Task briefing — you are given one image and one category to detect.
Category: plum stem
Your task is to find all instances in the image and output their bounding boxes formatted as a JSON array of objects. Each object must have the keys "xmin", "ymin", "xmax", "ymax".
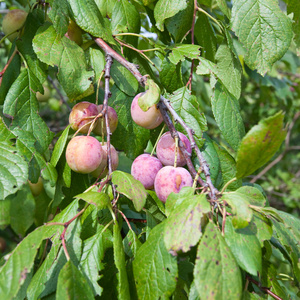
[
  {"xmin": 150, "ymin": 124, "xmax": 165, "ymax": 156},
  {"xmin": 174, "ymin": 136, "xmax": 179, "ymax": 168}
]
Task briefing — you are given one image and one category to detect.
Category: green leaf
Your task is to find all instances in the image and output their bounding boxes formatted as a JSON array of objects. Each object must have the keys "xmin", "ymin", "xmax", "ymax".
[
  {"xmin": 133, "ymin": 222, "xmax": 178, "ymax": 299},
  {"xmin": 95, "ymin": 0, "xmax": 118, "ymax": 18},
  {"xmin": 168, "ymin": 44, "xmax": 201, "ymax": 65},
  {"xmin": 80, "ymin": 225, "xmax": 113, "ymax": 296},
  {"xmin": 111, "ymin": 60, "xmax": 139, "ymax": 97},
  {"xmin": 138, "ymin": 79, "xmax": 161, "ymax": 111},
  {"xmin": 225, "ymin": 217, "xmax": 262, "ymax": 276},
  {"xmin": 160, "ymin": 58, "xmax": 183, "ymax": 93},
  {"xmin": 113, "ymin": 222, "xmax": 131, "ymax": 299},
  {"xmin": 154, "ymin": 0, "xmax": 187, "ymax": 31},
  {"xmin": 75, "ymin": 191, "xmax": 111, "ymax": 210},
  {"xmin": 144, "ymin": 191, "xmax": 166, "ymax": 223},
  {"xmin": 277, "ymin": 210, "xmax": 300, "ymax": 243},
  {"xmin": 165, "ymin": 0, "xmax": 194, "ymax": 42},
  {"xmin": 164, "ymin": 194, "xmax": 210, "ymax": 253},
  {"xmin": 215, "ymin": 44, "xmax": 242, "ymax": 100},
  {"xmin": 212, "ymin": 81, "xmax": 245, "ymax": 152},
  {"xmin": 89, "ymin": 47, "xmax": 105, "ymax": 83},
  {"xmin": 235, "ymin": 186, "xmax": 267, "ymax": 206},
  {"xmin": 231, "ymin": 0, "xmax": 293, "ymax": 75},
  {"xmin": 123, "ymin": 230, "xmax": 142, "ymax": 258},
  {"xmin": 221, "ymin": 192, "xmax": 253, "ymax": 229},
  {"xmin": 216, "ymin": 0, "xmax": 230, "ymax": 18},
  {"xmin": 50, "ymin": 125, "xmax": 71, "ymax": 167},
  {"xmin": 110, "ymin": 86, "xmax": 150, "ymax": 159},
  {"xmin": 193, "ymin": 222, "xmax": 242, "ymax": 300},
  {"xmin": 67, "ymin": 0, "xmax": 115, "ymax": 44},
  {"xmin": 0, "ymin": 141, "xmax": 28, "ymax": 200},
  {"xmin": 56, "ymin": 260, "xmax": 94, "ymax": 300},
  {"xmin": 169, "ymin": 87, "xmax": 207, "ymax": 148},
  {"xmin": 33, "ymin": 23, "xmax": 94, "ymax": 101},
  {"xmin": 3, "ymin": 69, "xmax": 53, "ymax": 153},
  {"xmin": 48, "ymin": 0, "xmax": 70, "ymax": 36},
  {"xmin": 236, "ymin": 111, "xmax": 286, "ymax": 179},
  {"xmin": 112, "ymin": 171, "xmax": 147, "ymax": 212},
  {"xmin": 286, "ymin": 0, "xmax": 300, "ymax": 55}
]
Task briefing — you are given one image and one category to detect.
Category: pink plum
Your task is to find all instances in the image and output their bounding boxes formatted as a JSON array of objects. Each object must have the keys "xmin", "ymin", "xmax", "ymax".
[
  {"xmin": 154, "ymin": 166, "xmax": 193, "ymax": 203},
  {"xmin": 131, "ymin": 153, "xmax": 163, "ymax": 189},
  {"xmin": 66, "ymin": 136, "xmax": 103, "ymax": 174},
  {"xmin": 130, "ymin": 92, "xmax": 163, "ymax": 129},
  {"xmin": 156, "ymin": 131, "xmax": 192, "ymax": 167},
  {"xmin": 93, "ymin": 105, "xmax": 118, "ymax": 136}
]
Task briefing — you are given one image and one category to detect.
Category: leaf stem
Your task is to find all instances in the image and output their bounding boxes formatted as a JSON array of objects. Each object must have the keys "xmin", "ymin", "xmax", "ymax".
[
  {"xmin": 196, "ymin": 6, "xmax": 223, "ymax": 32},
  {"xmin": 220, "ymin": 177, "xmax": 237, "ymax": 194}
]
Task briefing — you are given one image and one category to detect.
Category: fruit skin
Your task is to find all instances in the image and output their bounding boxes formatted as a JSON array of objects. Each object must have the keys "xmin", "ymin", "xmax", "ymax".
[
  {"xmin": 36, "ymin": 86, "xmax": 51, "ymax": 102},
  {"xmin": 28, "ymin": 177, "xmax": 44, "ymax": 197},
  {"xmin": 66, "ymin": 136, "xmax": 103, "ymax": 174},
  {"xmin": 131, "ymin": 153, "xmax": 163, "ymax": 189},
  {"xmin": 156, "ymin": 131, "xmax": 192, "ymax": 167},
  {"xmin": 91, "ymin": 143, "xmax": 119, "ymax": 178},
  {"xmin": 93, "ymin": 105, "xmax": 118, "ymax": 136},
  {"xmin": 69, "ymin": 102, "xmax": 98, "ymax": 134},
  {"xmin": 130, "ymin": 92, "xmax": 163, "ymax": 129},
  {"xmin": 65, "ymin": 20, "xmax": 83, "ymax": 46},
  {"xmin": 2, "ymin": 9, "xmax": 28, "ymax": 42},
  {"xmin": 154, "ymin": 166, "xmax": 193, "ymax": 203}
]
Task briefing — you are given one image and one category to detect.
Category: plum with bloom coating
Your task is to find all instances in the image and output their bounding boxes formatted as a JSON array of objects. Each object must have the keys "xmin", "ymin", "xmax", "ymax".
[
  {"xmin": 131, "ymin": 154, "xmax": 163, "ymax": 189},
  {"xmin": 154, "ymin": 166, "xmax": 193, "ymax": 202},
  {"xmin": 93, "ymin": 105, "xmax": 118, "ymax": 136},
  {"xmin": 66, "ymin": 136, "xmax": 103, "ymax": 174},
  {"xmin": 130, "ymin": 93, "xmax": 163, "ymax": 129}
]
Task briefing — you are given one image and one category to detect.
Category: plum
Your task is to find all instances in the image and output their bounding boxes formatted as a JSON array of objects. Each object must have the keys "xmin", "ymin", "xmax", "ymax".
[
  {"xmin": 91, "ymin": 143, "xmax": 119, "ymax": 178},
  {"xmin": 93, "ymin": 105, "xmax": 118, "ymax": 136},
  {"xmin": 156, "ymin": 131, "xmax": 192, "ymax": 167},
  {"xmin": 28, "ymin": 177, "xmax": 44, "ymax": 197},
  {"xmin": 154, "ymin": 166, "xmax": 193, "ymax": 202},
  {"xmin": 65, "ymin": 20, "xmax": 83, "ymax": 45},
  {"xmin": 130, "ymin": 93, "xmax": 163, "ymax": 129},
  {"xmin": 36, "ymin": 86, "xmax": 51, "ymax": 102},
  {"xmin": 66, "ymin": 136, "xmax": 103, "ymax": 174},
  {"xmin": 131, "ymin": 153, "xmax": 163, "ymax": 189},
  {"xmin": 69, "ymin": 101, "xmax": 98, "ymax": 134}
]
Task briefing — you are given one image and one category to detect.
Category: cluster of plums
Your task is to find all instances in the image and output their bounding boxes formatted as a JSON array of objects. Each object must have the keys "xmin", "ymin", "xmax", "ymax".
[
  {"xmin": 66, "ymin": 102, "xmax": 119, "ymax": 179},
  {"xmin": 130, "ymin": 93, "xmax": 194, "ymax": 203}
]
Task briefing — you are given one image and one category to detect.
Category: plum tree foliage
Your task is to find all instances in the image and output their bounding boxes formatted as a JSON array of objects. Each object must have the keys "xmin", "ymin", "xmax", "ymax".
[{"xmin": 0, "ymin": 1, "xmax": 299, "ymax": 299}]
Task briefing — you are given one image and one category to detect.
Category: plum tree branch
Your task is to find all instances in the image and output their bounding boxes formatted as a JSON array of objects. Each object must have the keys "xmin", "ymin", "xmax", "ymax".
[{"xmin": 94, "ymin": 37, "xmax": 219, "ymax": 202}]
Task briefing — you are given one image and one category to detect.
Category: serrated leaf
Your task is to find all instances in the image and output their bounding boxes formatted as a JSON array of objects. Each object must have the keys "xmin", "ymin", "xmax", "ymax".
[
  {"xmin": 277, "ymin": 210, "xmax": 300, "ymax": 243},
  {"xmin": 196, "ymin": 57, "xmax": 217, "ymax": 75},
  {"xmin": 160, "ymin": 58, "xmax": 183, "ymax": 93},
  {"xmin": 0, "ymin": 141, "xmax": 28, "ymax": 200},
  {"xmin": 169, "ymin": 87, "xmax": 207, "ymax": 148},
  {"xmin": 216, "ymin": 0, "xmax": 230, "ymax": 18},
  {"xmin": 215, "ymin": 44, "xmax": 242, "ymax": 100},
  {"xmin": 144, "ymin": 191, "xmax": 166, "ymax": 223},
  {"xmin": 113, "ymin": 222, "xmax": 130, "ymax": 299},
  {"xmin": 110, "ymin": 86, "xmax": 150, "ymax": 159},
  {"xmin": 235, "ymin": 186, "xmax": 267, "ymax": 206},
  {"xmin": 236, "ymin": 111, "xmax": 286, "ymax": 179},
  {"xmin": 193, "ymin": 222, "xmax": 242, "ymax": 300},
  {"xmin": 231, "ymin": 0, "xmax": 293, "ymax": 75},
  {"xmin": 56, "ymin": 260, "xmax": 94, "ymax": 300},
  {"xmin": 154, "ymin": 0, "xmax": 187, "ymax": 31},
  {"xmin": 225, "ymin": 217, "xmax": 262, "ymax": 276},
  {"xmin": 95, "ymin": 0, "xmax": 118, "ymax": 18},
  {"xmin": 212, "ymin": 81, "xmax": 245, "ymax": 152},
  {"xmin": 168, "ymin": 44, "xmax": 201, "ymax": 65},
  {"xmin": 287, "ymin": 0, "xmax": 300, "ymax": 54},
  {"xmin": 33, "ymin": 23, "xmax": 94, "ymax": 101},
  {"xmin": 133, "ymin": 222, "xmax": 178, "ymax": 299},
  {"xmin": 123, "ymin": 230, "xmax": 142, "ymax": 258},
  {"xmin": 89, "ymin": 47, "xmax": 105, "ymax": 83},
  {"xmin": 165, "ymin": 0, "xmax": 194, "ymax": 42},
  {"xmin": 48, "ymin": 0, "xmax": 70, "ymax": 36},
  {"xmin": 50, "ymin": 125, "xmax": 71, "ymax": 167},
  {"xmin": 3, "ymin": 69, "xmax": 53, "ymax": 153},
  {"xmin": 138, "ymin": 79, "xmax": 161, "ymax": 111},
  {"xmin": 221, "ymin": 192, "xmax": 253, "ymax": 228},
  {"xmin": 67, "ymin": 0, "xmax": 115, "ymax": 44},
  {"xmin": 75, "ymin": 191, "xmax": 111, "ymax": 210},
  {"xmin": 164, "ymin": 194, "xmax": 210, "ymax": 253},
  {"xmin": 112, "ymin": 171, "xmax": 147, "ymax": 212},
  {"xmin": 110, "ymin": 61, "xmax": 139, "ymax": 97},
  {"xmin": 80, "ymin": 225, "xmax": 113, "ymax": 296}
]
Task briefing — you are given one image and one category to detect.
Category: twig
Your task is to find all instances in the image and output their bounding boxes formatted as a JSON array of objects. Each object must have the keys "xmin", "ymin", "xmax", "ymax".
[
  {"xmin": 118, "ymin": 210, "xmax": 133, "ymax": 231},
  {"xmin": 246, "ymin": 275, "xmax": 284, "ymax": 300},
  {"xmin": 0, "ymin": 48, "xmax": 18, "ymax": 87}
]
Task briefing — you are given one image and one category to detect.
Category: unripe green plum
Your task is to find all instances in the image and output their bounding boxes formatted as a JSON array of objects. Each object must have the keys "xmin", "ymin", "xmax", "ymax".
[
  {"xmin": 2, "ymin": 9, "xmax": 28, "ymax": 42},
  {"xmin": 36, "ymin": 86, "xmax": 51, "ymax": 102},
  {"xmin": 69, "ymin": 101, "xmax": 98, "ymax": 134},
  {"xmin": 131, "ymin": 153, "xmax": 163, "ymax": 189},
  {"xmin": 93, "ymin": 105, "xmax": 118, "ymax": 136},
  {"xmin": 156, "ymin": 131, "xmax": 192, "ymax": 167},
  {"xmin": 91, "ymin": 143, "xmax": 119, "ymax": 178},
  {"xmin": 28, "ymin": 177, "xmax": 44, "ymax": 197},
  {"xmin": 66, "ymin": 136, "xmax": 103, "ymax": 174},
  {"xmin": 154, "ymin": 166, "xmax": 193, "ymax": 202},
  {"xmin": 65, "ymin": 20, "xmax": 83, "ymax": 46},
  {"xmin": 130, "ymin": 92, "xmax": 163, "ymax": 129}
]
